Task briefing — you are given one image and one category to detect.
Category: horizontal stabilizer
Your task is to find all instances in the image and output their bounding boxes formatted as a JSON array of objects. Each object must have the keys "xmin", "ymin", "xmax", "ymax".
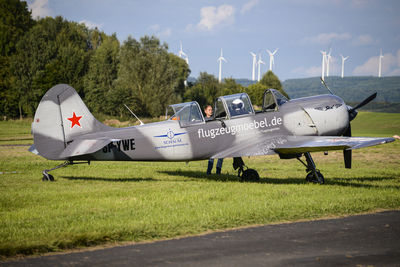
[
  {"xmin": 59, "ymin": 139, "xmax": 114, "ymax": 159},
  {"xmin": 28, "ymin": 144, "xmax": 40, "ymax": 155}
]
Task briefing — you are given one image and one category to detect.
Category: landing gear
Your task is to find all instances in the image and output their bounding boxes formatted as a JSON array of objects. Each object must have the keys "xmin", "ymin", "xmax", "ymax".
[
  {"xmin": 305, "ymin": 170, "xmax": 324, "ymax": 184},
  {"xmin": 233, "ymin": 157, "xmax": 260, "ymax": 182},
  {"xmin": 42, "ymin": 161, "xmax": 90, "ymax": 182},
  {"xmin": 297, "ymin": 152, "xmax": 325, "ymax": 184}
]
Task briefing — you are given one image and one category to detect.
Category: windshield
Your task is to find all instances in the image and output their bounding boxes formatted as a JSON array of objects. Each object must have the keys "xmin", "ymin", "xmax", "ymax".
[
  {"xmin": 221, "ymin": 93, "xmax": 254, "ymax": 118},
  {"xmin": 273, "ymin": 90, "xmax": 289, "ymax": 106},
  {"xmin": 166, "ymin": 101, "xmax": 205, "ymax": 127},
  {"xmin": 263, "ymin": 89, "xmax": 288, "ymax": 111}
]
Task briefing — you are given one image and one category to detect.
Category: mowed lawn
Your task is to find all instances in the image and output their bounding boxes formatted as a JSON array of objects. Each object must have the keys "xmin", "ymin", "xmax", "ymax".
[{"xmin": 0, "ymin": 112, "xmax": 399, "ymax": 258}]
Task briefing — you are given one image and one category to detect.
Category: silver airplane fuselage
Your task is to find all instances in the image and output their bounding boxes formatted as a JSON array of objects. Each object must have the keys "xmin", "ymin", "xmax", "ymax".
[{"xmin": 73, "ymin": 94, "xmax": 348, "ymax": 162}]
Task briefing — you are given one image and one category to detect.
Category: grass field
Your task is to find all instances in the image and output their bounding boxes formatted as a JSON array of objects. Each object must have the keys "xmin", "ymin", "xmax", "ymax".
[{"xmin": 0, "ymin": 112, "xmax": 399, "ymax": 258}]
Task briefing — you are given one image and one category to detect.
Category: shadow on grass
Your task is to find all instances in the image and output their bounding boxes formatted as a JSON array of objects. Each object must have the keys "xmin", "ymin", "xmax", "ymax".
[
  {"xmin": 328, "ymin": 176, "xmax": 400, "ymax": 189},
  {"xmin": 159, "ymin": 170, "xmax": 241, "ymax": 182},
  {"xmin": 159, "ymin": 170, "xmax": 399, "ymax": 189},
  {"xmin": 61, "ymin": 176, "xmax": 158, "ymax": 182}
]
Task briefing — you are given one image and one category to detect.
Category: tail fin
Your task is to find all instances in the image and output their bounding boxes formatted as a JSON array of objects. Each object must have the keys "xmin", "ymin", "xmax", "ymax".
[{"xmin": 31, "ymin": 84, "xmax": 111, "ymax": 160}]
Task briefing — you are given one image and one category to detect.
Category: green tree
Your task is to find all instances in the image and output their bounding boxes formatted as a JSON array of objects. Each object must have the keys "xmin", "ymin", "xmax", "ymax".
[
  {"xmin": 246, "ymin": 83, "xmax": 268, "ymax": 106},
  {"xmin": 10, "ymin": 16, "xmax": 92, "ymax": 117},
  {"xmin": 259, "ymin": 70, "xmax": 289, "ymax": 98},
  {"xmin": 114, "ymin": 36, "xmax": 187, "ymax": 117},
  {"xmin": 84, "ymin": 33, "xmax": 120, "ymax": 115},
  {"xmin": 0, "ymin": 0, "xmax": 35, "ymax": 118},
  {"xmin": 184, "ymin": 72, "xmax": 221, "ymax": 108},
  {"xmin": 221, "ymin": 78, "xmax": 244, "ymax": 96},
  {"xmin": 169, "ymin": 53, "xmax": 190, "ymax": 100}
]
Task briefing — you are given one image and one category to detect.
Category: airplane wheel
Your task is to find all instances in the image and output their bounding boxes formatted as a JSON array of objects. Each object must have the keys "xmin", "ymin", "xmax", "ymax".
[
  {"xmin": 241, "ymin": 169, "xmax": 260, "ymax": 182},
  {"xmin": 306, "ymin": 171, "xmax": 324, "ymax": 184},
  {"xmin": 42, "ymin": 174, "xmax": 54, "ymax": 181}
]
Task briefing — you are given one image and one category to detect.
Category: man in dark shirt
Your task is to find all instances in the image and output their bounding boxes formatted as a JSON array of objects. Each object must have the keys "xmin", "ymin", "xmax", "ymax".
[{"xmin": 204, "ymin": 105, "xmax": 223, "ymax": 174}]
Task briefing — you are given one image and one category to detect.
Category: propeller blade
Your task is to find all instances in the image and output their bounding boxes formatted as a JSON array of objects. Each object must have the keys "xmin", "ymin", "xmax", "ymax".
[
  {"xmin": 348, "ymin": 92, "xmax": 377, "ymax": 113},
  {"xmin": 343, "ymin": 124, "xmax": 351, "ymax": 169}
]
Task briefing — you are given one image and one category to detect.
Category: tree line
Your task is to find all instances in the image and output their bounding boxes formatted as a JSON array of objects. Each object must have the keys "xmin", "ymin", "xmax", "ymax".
[{"xmin": 1, "ymin": 0, "xmax": 287, "ymax": 120}]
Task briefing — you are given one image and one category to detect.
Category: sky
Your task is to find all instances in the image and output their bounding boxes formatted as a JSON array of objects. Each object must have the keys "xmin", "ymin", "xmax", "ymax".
[{"xmin": 27, "ymin": 0, "xmax": 400, "ymax": 81}]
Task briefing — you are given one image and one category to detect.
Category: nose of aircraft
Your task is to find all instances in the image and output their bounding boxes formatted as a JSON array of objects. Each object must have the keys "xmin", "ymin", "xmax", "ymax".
[{"xmin": 300, "ymin": 95, "xmax": 349, "ymax": 136}]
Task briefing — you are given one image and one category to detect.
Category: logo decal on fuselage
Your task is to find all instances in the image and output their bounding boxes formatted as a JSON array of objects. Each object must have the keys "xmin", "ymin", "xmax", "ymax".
[
  {"xmin": 197, "ymin": 116, "xmax": 283, "ymax": 139},
  {"xmin": 67, "ymin": 112, "xmax": 83, "ymax": 128},
  {"xmin": 154, "ymin": 129, "xmax": 188, "ymax": 149},
  {"xmin": 102, "ymin": 139, "xmax": 135, "ymax": 153},
  {"xmin": 314, "ymin": 103, "xmax": 342, "ymax": 111}
]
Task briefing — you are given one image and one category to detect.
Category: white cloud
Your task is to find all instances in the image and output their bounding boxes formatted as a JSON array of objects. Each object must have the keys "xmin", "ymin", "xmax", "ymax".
[
  {"xmin": 79, "ymin": 20, "xmax": 103, "ymax": 30},
  {"xmin": 28, "ymin": 0, "xmax": 51, "ymax": 19},
  {"xmin": 292, "ymin": 56, "xmax": 341, "ymax": 77},
  {"xmin": 351, "ymin": 34, "xmax": 377, "ymax": 46},
  {"xmin": 148, "ymin": 24, "xmax": 172, "ymax": 37},
  {"xmin": 148, "ymin": 24, "xmax": 160, "ymax": 32},
  {"xmin": 160, "ymin": 28, "xmax": 172, "ymax": 37},
  {"xmin": 292, "ymin": 65, "xmax": 321, "ymax": 77},
  {"xmin": 353, "ymin": 50, "xmax": 400, "ymax": 76},
  {"xmin": 351, "ymin": 0, "xmax": 375, "ymax": 7},
  {"xmin": 241, "ymin": 0, "xmax": 259, "ymax": 14},
  {"xmin": 301, "ymin": 32, "xmax": 352, "ymax": 45},
  {"xmin": 197, "ymin": 4, "xmax": 235, "ymax": 31}
]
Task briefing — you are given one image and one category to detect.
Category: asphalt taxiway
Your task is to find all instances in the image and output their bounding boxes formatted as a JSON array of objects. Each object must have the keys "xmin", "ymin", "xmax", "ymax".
[{"xmin": 3, "ymin": 210, "xmax": 400, "ymax": 266}]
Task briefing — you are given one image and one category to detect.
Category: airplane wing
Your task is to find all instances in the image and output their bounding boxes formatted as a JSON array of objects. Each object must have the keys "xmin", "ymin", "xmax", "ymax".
[{"xmin": 210, "ymin": 135, "xmax": 395, "ymax": 159}]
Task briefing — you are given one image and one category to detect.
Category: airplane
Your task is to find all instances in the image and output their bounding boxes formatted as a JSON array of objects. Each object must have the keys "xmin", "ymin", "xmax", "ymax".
[{"xmin": 29, "ymin": 83, "xmax": 395, "ymax": 184}]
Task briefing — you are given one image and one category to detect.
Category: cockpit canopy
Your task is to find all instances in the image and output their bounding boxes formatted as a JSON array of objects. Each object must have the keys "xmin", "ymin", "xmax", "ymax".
[
  {"xmin": 165, "ymin": 91, "xmax": 285, "ymax": 127},
  {"xmin": 166, "ymin": 101, "xmax": 205, "ymax": 127},
  {"xmin": 214, "ymin": 93, "xmax": 254, "ymax": 119},
  {"xmin": 262, "ymin": 89, "xmax": 289, "ymax": 111}
]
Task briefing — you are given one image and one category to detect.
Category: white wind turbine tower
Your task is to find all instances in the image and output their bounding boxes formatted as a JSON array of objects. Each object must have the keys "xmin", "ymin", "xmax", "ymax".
[
  {"xmin": 326, "ymin": 49, "xmax": 332, "ymax": 77},
  {"xmin": 340, "ymin": 54, "xmax": 349, "ymax": 78},
  {"xmin": 178, "ymin": 41, "xmax": 189, "ymax": 85},
  {"xmin": 266, "ymin": 48, "xmax": 278, "ymax": 71},
  {"xmin": 217, "ymin": 48, "xmax": 227, "ymax": 83},
  {"xmin": 378, "ymin": 49, "xmax": 384, "ymax": 78},
  {"xmin": 250, "ymin": 52, "xmax": 257, "ymax": 81},
  {"xmin": 178, "ymin": 41, "xmax": 188, "ymax": 63},
  {"xmin": 257, "ymin": 53, "xmax": 265, "ymax": 82},
  {"xmin": 320, "ymin": 50, "xmax": 327, "ymax": 81}
]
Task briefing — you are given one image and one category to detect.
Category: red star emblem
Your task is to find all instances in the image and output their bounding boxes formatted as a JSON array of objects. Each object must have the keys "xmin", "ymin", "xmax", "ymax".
[{"xmin": 67, "ymin": 112, "xmax": 83, "ymax": 128}]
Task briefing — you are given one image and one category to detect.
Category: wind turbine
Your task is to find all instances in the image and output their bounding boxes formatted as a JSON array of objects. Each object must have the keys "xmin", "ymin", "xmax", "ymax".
[
  {"xmin": 266, "ymin": 48, "xmax": 278, "ymax": 71},
  {"xmin": 378, "ymin": 49, "xmax": 384, "ymax": 78},
  {"xmin": 326, "ymin": 48, "xmax": 332, "ymax": 77},
  {"xmin": 178, "ymin": 41, "xmax": 189, "ymax": 86},
  {"xmin": 320, "ymin": 50, "xmax": 327, "ymax": 81},
  {"xmin": 257, "ymin": 53, "xmax": 265, "ymax": 82},
  {"xmin": 250, "ymin": 52, "xmax": 257, "ymax": 81},
  {"xmin": 217, "ymin": 48, "xmax": 227, "ymax": 83},
  {"xmin": 178, "ymin": 41, "xmax": 189, "ymax": 65},
  {"xmin": 340, "ymin": 54, "xmax": 349, "ymax": 78}
]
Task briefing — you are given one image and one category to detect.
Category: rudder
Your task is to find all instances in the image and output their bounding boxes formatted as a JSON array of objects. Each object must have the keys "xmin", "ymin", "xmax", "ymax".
[{"xmin": 31, "ymin": 84, "xmax": 110, "ymax": 160}]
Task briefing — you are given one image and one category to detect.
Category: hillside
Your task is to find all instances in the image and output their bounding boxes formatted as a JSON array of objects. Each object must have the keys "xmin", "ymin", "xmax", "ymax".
[{"xmin": 282, "ymin": 76, "xmax": 400, "ymax": 103}]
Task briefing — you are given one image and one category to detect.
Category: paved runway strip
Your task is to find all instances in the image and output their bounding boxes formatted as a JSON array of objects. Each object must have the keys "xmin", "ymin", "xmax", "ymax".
[{"xmin": 3, "ymin": 210, "xmax": 400, "ymax": 266}]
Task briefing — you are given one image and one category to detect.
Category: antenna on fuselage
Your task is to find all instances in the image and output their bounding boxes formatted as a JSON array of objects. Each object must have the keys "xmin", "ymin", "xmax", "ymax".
[
  {"xmin": 123, "ymin": 104, "xmax": 144, "ymax": 125},
  {"xmin": 320, "ymin": 77, "xmax": 334, "ymax": 95}
]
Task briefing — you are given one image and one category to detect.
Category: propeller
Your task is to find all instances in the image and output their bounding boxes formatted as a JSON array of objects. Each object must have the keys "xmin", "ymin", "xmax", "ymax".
[
  {"xmin": 347, "ymin": 92, "xmax": 377, "ymax": 121},
  {"xmin": 343, "ymin": 92, "xmax": 377, "ymax": 168}
]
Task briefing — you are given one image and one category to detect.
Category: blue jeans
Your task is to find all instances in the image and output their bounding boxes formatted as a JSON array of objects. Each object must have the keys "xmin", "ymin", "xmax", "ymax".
[{"xmin": 207, "ymin": 158, "xmax": 223, "ymax": 174}]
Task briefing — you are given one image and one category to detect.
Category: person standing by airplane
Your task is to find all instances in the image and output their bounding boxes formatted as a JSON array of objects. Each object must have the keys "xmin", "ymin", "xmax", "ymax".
[{"xmin": 204, "ymin": 105, "xmax": 224, "ymax": 174}]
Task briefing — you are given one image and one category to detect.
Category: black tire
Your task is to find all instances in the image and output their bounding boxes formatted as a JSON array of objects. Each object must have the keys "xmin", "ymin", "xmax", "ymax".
[
  {"xmin": 306, "ymin": 171, "xmax": 324, "ymax": 184},
  {"xmin": 42, "ymin": 174, "xmax": 54, "ymax": 181},
  {"xmin": 241, "ymin": 169, "xmax": 260, "ymax": 182}
]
